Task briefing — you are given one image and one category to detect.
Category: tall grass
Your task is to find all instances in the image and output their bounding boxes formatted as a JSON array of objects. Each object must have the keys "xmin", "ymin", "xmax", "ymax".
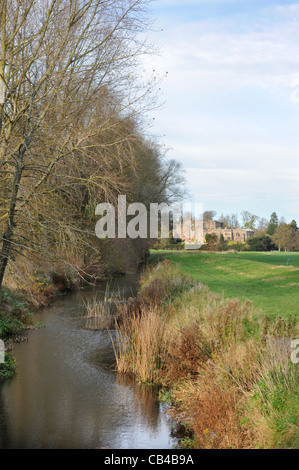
[
  {"xmin": 113, "ymin": 307, "xmax": 168, "ymax": 384},
  {"xmin": 247, "ymin": 337, "xmax": 299, "ymax": 449},
  {"xmin": 112, "ymin": 261, "xmax": 299, "ymax": 449},
  {"xmin": 83, "ymin": 282, "xmax": 126, "ymax": 330}
]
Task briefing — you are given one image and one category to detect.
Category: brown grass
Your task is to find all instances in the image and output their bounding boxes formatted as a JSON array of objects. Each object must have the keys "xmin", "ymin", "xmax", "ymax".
[
  {"xmin": 83, "ymin": 291, "xmax": 131, "ymax": 330},
  {"xmin": 111, "ymin": 262, "xmax": 299, "ymax": 449},
  {"xmin": 171, "ymin": 370, "xmax": 249, "ymax": 449},
  {"xmin": 112, "ymin": 307, "xmax": 168, "ymax": 384}
]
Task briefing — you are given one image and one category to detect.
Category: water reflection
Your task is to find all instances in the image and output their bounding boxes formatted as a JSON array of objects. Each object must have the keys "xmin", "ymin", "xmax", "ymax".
[{"xmin": 0, "ymin": 275, "xmax": 176, "ymax": 449}]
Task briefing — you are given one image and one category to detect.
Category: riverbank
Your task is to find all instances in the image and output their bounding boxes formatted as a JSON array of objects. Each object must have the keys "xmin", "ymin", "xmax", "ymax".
[
  {"xmin": 112, "ymin": 259, "xmax": 299, "ymax": 449},
  {"xmin": 0, "ymin": 285, "xmax": 47, "ymax": 380}
]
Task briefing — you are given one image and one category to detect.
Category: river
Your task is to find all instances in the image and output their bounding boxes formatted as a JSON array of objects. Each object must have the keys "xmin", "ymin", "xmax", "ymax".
[{"xmin": 0, "ymin": 274, "xmax": 177, "ymax": 449}]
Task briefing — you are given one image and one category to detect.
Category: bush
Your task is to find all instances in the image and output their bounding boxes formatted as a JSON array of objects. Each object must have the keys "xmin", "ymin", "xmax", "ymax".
[
  {"xmin": 139, "ymin": 261, "xmax": 196, "ymax": 307},
  {"xmin": 152, "ymin": 238, "xmax": 185, "ymax": 251},
  {"xmin": 0, "ymin": 315, "xmax": 25, "ymax": 339},
  {"xmin": 0, "ymin": 352, "xmax": 17, "ymax": 381},
  {"xmin": 0, "ymin": 287, "xmax": 33, "ymax": 340},
  {"xmin": 247, "ymin": 235, "xmax": 277, "ymax": 252},
  {"xmin": 226, "ymin": 241, "xmax": 248, "ymax": 251},
  {"xmin": 0, "ymin": 287, "xmax": 33, "ymax": 381}
]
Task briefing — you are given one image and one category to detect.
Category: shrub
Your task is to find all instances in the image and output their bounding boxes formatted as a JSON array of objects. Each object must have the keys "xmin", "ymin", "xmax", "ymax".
[
  {"xmin": 0, "ymin": 287, "xmax": 33, "ymax": 340},
  {"xmin": 138, "ymin": 261, "xmax": 196, "ymax": 307},
  {"xmin": 0, "ymin": 352, "xmax": 17, "ymax": 381}
]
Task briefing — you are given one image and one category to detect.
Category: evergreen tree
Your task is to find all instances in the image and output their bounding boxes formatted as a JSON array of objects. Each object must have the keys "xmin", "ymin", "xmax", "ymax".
[{"xmin": 266, "ymin": 212, "xmax": 278, "ymax": 235}]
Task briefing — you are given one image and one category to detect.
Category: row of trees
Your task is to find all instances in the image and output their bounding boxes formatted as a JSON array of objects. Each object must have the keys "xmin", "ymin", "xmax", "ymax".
[
  {"xmin": 207, "ymin": 210, "xmax": 266, "ymax": 231},
  {"xmin": 0, "ymin": 0, "xmax": 185, "ymax": 290},
  {"xmin": 271, "ymin": 220, "xmax": 299, "ymax": 252}
]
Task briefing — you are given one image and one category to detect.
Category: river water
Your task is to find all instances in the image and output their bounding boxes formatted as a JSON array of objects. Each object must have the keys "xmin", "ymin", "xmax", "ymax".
[{"xmin": 0, "ymin": 275, "xmax": 177, "ymax": 449}]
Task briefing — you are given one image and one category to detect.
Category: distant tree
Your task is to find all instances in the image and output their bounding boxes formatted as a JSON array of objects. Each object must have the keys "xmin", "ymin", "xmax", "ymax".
[
  {"xmin": 205, "ymin": 233, "xmax": 217, "ymax": 251},
  {"xmin": 266, "ymin": 212, "xmax": 279, "ymax": 236},
  {"xmin": 272, "ymin": 223, "xmax": 288, "ymax": 251},
  {"xmin": 289, "ymin": 220, "xmax": 299, "ymax": 251},
  {"xmin": 217, "ymin": 233, "xmax": 227, "ymax": 251},
  {"xmin": 256, "ymin": 218, "xmax": 269, "ymax": 234},
  {"xmin": 218, "ymin": 213, "xmax": 239, "ymax": 229},
  {"xmin": 290, "ymin": 220, "xmax": 298, "ymax": 232},
  {"xmin": 247, "ymin": 235, "xmax": 276, "ymax": 252},
  {"xmin": 203, "ymin": 211, "xmax": 217, "ymax": 222},
  {"xmin": 230, "ymin": 213, "xmax": 240, "ymax": 229},
  {"xmin": 241, "ymin": 211, "xmax": 259, "ymax": 230},
  {"xmin": 272, "ymin": 221, "xmax": 299, "ymax": 251}
]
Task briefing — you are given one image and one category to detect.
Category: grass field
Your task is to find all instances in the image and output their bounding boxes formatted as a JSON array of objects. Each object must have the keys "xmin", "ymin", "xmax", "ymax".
[{"xmin": 150, "ymin": 251, "xmax": 299, "ymax": 317}]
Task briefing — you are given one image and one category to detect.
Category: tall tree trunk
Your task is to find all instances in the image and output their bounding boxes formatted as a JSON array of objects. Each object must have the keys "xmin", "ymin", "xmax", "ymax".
[{"xmin": 0, "ymin": 147, "xmax": 24, "ymax": 289}]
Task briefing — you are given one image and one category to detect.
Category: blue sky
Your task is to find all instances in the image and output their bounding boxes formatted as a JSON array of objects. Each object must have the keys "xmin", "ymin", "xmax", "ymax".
[{"xmin": 143, "ymin": 0, "xmax": 299, "ymax": 223}]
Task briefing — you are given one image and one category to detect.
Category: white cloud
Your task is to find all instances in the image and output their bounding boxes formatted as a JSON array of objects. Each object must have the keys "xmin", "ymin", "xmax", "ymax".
[
  {"xmin": 144, "ymin": 2, "xmax": 299, "ymax": 220},
  {"xmin": 276, "ymin": 3, "xmax": 299, "ymax": 16},
  {"xmin": 147, "ymin": 18, "xmax": 299, "ymax": 93}
]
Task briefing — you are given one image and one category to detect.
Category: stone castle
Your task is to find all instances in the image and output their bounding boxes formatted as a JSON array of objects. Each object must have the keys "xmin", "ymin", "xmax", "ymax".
[
  {"xmin": 203, "ymin": 220, "xmax": 254, "ymax": 243},
  {"xmin": 182, "ymin": 219, "xmax": 254, "ymax": 244}
]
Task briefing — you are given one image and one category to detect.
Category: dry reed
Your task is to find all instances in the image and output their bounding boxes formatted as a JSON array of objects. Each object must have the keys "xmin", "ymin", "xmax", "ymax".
[{"xmin": 110, "ymin": 261, "xmax": 299, "ymax": 449}]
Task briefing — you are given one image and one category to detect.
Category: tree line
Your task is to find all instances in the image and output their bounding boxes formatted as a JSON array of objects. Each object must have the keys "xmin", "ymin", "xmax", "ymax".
[
  {"xmin": 204, "ymin": 210, "xmax": 299, "ymax": 252},
  {"xmin": 0, "ymin": 0, "xmax": 185, "ymax": 292}
]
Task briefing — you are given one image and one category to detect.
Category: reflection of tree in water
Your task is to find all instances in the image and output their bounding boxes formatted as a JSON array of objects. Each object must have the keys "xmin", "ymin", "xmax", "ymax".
[{"xmin": 116, "ymin": 373, "xmax": 161, "ymax": 431}]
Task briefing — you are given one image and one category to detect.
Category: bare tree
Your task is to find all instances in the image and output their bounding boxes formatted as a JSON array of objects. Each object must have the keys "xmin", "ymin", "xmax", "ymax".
[
  {"xmin": 0, "ymin": 0, "xmax": 157, "ymax": 289},
  {"xmin": 218, "ymin": 213, "xmax": 239, "ymax": 229},
  {"xmin": 240, "ymin": 210, "xmax": 259, "ymax": 230}
]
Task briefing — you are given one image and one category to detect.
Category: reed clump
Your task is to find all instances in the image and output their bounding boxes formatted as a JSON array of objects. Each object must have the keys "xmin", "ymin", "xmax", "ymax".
[
  {"xmin": 113, "ymin": 307, "xmax": 168, "ymax": 384},
  {"xmin": 84, "ymin": 298, "xmax": 114, "ymax": 330},
  {"xmin": 112, "ymin": 261, "xmax": 299, "ymax": 449},
  {"xmin": 83, "ymin": 282, "xmax": 128, "ymax": 330}
]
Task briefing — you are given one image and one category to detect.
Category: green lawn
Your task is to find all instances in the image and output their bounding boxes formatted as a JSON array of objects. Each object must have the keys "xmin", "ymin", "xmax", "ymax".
[{"xmin": 150, "ymin": 250, "xmax": 299, "ymax": 317}]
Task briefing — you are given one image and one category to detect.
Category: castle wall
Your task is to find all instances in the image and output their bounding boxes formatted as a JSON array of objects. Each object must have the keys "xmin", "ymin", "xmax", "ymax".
[{"xmin": 181, "ymin": 219, "xmax": 254, "ymax": 243}]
